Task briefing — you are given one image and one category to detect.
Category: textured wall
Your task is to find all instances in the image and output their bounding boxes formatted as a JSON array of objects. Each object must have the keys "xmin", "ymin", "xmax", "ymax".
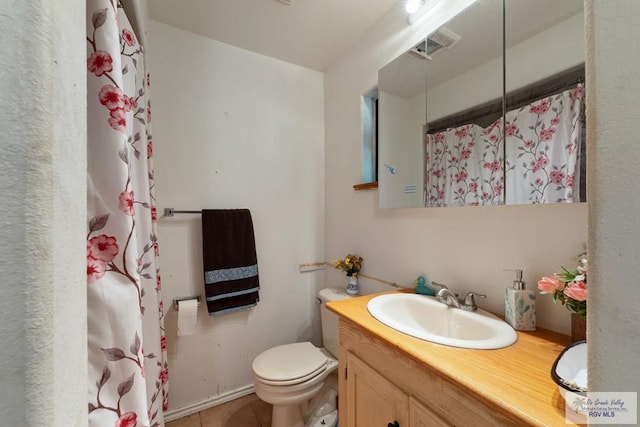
[
  {"xmin": 586, "ymin": 0, "xmax": 640, "ymax": 393},
  {"xmin": 0, "ymin": 1, "xmax": 87, "ymax": 426},
  {"xmin": 148, "ymin": 20, "xmax": 326, "ymax": 415}
]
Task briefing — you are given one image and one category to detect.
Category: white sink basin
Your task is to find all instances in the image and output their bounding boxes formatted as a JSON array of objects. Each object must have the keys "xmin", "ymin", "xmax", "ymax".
[{"xmin": 367, "ymin": 293, "xmax": 517, "ymax": 349}]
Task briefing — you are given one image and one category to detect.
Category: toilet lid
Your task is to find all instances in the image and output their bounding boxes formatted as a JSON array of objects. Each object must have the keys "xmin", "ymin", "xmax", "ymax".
[{"xmin": 253, "ymin": 342, "xmax": 328, "ymax": 384}]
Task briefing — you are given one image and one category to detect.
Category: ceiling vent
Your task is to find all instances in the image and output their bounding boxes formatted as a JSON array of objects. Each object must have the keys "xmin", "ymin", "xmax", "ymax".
[{"xmin": 408, "ymin": 26, "xmax": 461, "ymax": 60}]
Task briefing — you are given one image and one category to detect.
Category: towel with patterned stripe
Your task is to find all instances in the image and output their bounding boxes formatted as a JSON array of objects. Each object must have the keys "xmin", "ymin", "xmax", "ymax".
[{"xmin": 201, "ymin": 209, "xmax": 260, "ymax": 315}]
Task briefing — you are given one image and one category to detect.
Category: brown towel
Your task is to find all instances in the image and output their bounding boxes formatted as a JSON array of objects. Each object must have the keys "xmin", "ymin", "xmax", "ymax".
[{"xmin": 201, "ymin": 209, "xmax": 260, "ymax": 315}]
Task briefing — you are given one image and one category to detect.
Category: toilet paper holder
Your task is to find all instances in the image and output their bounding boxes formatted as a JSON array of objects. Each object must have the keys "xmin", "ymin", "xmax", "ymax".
[{"xmin": 173, "ymin": 296, "xmax": 202, "ymax": 311}]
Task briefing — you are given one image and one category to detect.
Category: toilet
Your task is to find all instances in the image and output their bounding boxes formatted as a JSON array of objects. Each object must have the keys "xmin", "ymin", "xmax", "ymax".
[{"xmin": 252, "ymin": 287, "xmax": 352, "ymax": 427}]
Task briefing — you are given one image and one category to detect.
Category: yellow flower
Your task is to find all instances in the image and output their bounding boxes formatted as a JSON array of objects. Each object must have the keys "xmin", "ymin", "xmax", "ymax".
[{"xmin": 333, "ymin": 254, "xmax": 363, "ymax": 277}]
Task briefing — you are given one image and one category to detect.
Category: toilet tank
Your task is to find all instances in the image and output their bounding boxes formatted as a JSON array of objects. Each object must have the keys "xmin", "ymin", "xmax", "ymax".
[{"xmin": 318, "ymin": 287, "xmax": 353, "ymax": 357}]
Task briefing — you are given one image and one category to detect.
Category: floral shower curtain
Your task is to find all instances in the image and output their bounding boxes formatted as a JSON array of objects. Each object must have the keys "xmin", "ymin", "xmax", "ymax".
[
  {"xmin": 425, "ymin": 84, "xmax": 583, "ymax": 207},
  {"xmin": 505, "ymin": 84, "xmax": 584, "ymax": 204},
  {"xmin": 425, "ymin": 120, "xmax": 504, "ymax": 207},
  {"xmin": 86, "ymin": 1, "xmax": 168, "ymax": 426}
]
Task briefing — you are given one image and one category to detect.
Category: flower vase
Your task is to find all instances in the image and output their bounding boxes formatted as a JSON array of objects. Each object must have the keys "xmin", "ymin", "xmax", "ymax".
[
  {"xmin": 571, "ymin": 313, "xmax": 586, "ymax": 342},
  {"xmin": 346, "ymin": 276, "xmax": 359, "ymax": 295}
]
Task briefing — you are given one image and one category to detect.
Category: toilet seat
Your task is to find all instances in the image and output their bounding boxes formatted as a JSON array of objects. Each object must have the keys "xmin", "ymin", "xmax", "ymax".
[{"xmin": 253, "ymin": 342, "xmax": 328, "ymax": 386}]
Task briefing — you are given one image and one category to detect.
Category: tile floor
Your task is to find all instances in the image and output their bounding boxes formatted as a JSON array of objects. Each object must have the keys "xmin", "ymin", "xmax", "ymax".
[{"xmin": 166, "ymin": 393, "xmax": 272, "ymax": 427}]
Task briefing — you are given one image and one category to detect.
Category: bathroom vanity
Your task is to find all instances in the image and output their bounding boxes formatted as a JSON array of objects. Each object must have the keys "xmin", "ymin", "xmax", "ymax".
[{"xmin": 327, "ymin": 290, "xmax": 576, "ymax": 426}]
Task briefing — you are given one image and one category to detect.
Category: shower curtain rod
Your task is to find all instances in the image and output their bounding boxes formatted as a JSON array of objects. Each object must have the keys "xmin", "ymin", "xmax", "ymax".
[{"xmin": 163, "ymin": 208, "xmax": 201, "ymax": 217}]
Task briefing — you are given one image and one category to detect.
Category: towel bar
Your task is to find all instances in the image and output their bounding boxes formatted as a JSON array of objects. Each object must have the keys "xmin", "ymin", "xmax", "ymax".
[{"xmin": 164, "ymin": 208, "xmax": 202, "ymax": 217}]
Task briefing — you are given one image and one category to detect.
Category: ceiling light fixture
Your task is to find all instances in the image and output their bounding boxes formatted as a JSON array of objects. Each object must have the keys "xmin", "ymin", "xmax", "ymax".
[{"xmin": 405, "ymin": 0, "xmax": 425, "ymax": 14}]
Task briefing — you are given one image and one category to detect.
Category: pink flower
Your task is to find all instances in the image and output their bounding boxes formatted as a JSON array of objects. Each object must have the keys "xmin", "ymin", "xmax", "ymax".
[
  {"xmin": 566, "ymin": 174, "xmax": 574, "ymax": 187},
  {"xmin": 115, "ymin": 412, "xmax": 137, "ymax": 427},
  {"xmin": 538, "ymin": 276, "xmax": 563, "ymax": 293},
  {"xmin": 432, "ymin": 170, "xmax": 442, "ymax": 178},
  {"xmin": 160, "ymin": 335, "xmax": 167, "ymax": 351},
  {"xmin": 461, "ymin": 149, "xmax": 472, "ymax": 159},
  {"xmin": 121, "ymin": 28, "xmax": 136, "ymax": 47},
  {"xmin": 530, "ymin": 99, "xmax": 550, "ymax": 115},
  {"xmin": 119, "ymin": 191, "xmax": 134, "ymax": 216},
  {"xmin": 489, "ymin": 134, "xmax": 498, "ymax": 142},
  {"xmin": 159, "ymin": 367, "xmax": 169, "ymax": 385},
  {"xmin": 108, "ymin": 108, "xmax": 127, "ymax": 133},
  {"xmin": 87, "ymin": 50, "xmax": 113, "ymax": 76},
  {"xmin": 468, "ymin": 182, "xmax": 478, "ymax": 192},
  {"xmin": 87, "ymin": 258, "xmax": 106, "ymax": 284},
  {"xmin": 494, "ymin": 184, "xmax": 503, "ymax": 194},
  {"xmin": 153, "ymin": 241, "xmax": 160, "ymax": 256},
  {"xmin": 540, "ymin": 128, "xmax": 556, "ymax": 142},
  {"xmin": 532, "ymin": 156, "xmax": 549, "ymax": 173},
  {"xmin": 163, "ymin": 397, "xmax": 169, "ymax": 412},
  {"xmin": 87, "ymin": 235, "xmax": 119, "ymax": 262},
  {"xmin": 524, "ymin": 140, "xmax": 534, "ymax": 148},
  {"xmin": 484, "ymin": 160, "xmax": 501, "ymax": 172},
  {"xmin": 98, "ymin": 85, "xmax": 125, "ymax": 110},
  {"xmin": 534, "ymin": 177, "xmax": 543, "ymax": 186},
  {"xmin": 156, "ymin": 274, "xmax": 162, "ymax": 291},
  {"xmin": 564, "ymin": 281, "xmax": 587, "ymax": 301},
  {"xmin": 455, "ymin": 127, "xmax": 468, "ymax": 137},
  {"xmin": 151, "ymin": 206, "xmax": 157, "ymax": 223},
  {"xmin": 123, "ymin": 96, "xmax": 137, "ymax": 112},
  {"xmin": 505, "ymin": 124, "xmax": 518, "ymax": 136},
  {"xmin": 434, "ymin": 133, "xmax": 444, "ymax": 143},
  {"xmin": 550, "ymin": 170, "xmax": 565, "ymax": 185},
  {"xmin": 147, "ymin": 103, "xmax": 152, "ymax": 123},
  {"xmin": 146, "ymin": 72, "xmax": 151, "ymax": 88},
  {"xmin": 454, "ymin": 170, "xmax": 468, "ymax": 183},
  {"xmin": 551, "ymin": 117, "xmax": 560, "ymax": 125},
  {"xmin": 147, "ymin": 139, "xmax": 153, "ymax": 158}
]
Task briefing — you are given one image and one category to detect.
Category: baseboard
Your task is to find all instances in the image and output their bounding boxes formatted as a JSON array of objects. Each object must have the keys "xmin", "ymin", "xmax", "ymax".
[{"xmin": 163, "ymin": 383, "xmax": 256, "ymax": 422}]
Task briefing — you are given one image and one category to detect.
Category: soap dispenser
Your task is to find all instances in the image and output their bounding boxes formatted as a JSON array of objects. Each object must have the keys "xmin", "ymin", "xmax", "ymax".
[{"xmin": 504, "ymin": 269, "xmax": 536, "ymax": 331}]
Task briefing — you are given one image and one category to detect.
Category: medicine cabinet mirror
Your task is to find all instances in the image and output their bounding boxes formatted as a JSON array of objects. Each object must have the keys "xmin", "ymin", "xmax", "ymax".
[{"xmin": 378, "ymin": 0, "xmax": 585, "ymax": 209}]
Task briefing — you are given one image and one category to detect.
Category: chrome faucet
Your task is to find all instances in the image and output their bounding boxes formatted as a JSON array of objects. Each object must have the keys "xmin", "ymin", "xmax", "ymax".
[
  {"xmin": 436, "ymin": 288, "xmax": 486, "ymax": 311},
  {"xmin": 436, "ymin": 288, "xmax": 462, "ymax": 309}
]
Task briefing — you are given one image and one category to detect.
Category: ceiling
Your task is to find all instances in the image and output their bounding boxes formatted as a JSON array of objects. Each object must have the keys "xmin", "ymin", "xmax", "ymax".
[
  {"xmin": 148, "ymin": 0, "xmax": 399, "ymax": 72},
  {"xmin": 380, "ymin": 0, "xmax": 584, "ymax": 99}
]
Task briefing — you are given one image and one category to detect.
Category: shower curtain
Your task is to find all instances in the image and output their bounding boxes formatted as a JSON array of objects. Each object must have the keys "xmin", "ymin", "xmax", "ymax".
[
  {"xmin": 87, "ymin": 1, "xmax": 168, "ymax": 426},
  {"xmin": 505, "ymin": 84, "xmax": 584, "ymax": 204},
  {"xmin": 425, "ymin": 121, "xmax": 504, "ymax": 207},
  {"xmin": 424, "ymin": 84, "xmax": 583, "ymax": 206}
]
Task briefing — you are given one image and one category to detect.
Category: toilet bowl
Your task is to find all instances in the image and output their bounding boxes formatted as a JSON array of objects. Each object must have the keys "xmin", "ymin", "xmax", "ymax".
[{"xmin": 252, "ymin": 288, "xmax": 351, "ymax": 427}]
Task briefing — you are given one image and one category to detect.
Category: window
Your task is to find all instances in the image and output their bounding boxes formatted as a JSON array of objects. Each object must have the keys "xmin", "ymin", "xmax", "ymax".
[{"xmin": 362, "ymin": 88, "xmax": 379, "ymax": 184}]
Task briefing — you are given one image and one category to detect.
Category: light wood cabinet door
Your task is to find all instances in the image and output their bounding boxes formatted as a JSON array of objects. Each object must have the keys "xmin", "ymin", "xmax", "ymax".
[
  {"xmin": 409, "ymin": 397, "xmax": 450, "ymax": 427},
  {"xmin": 346, "ymin": 351, "xmax": 409, "ymax": 427}
]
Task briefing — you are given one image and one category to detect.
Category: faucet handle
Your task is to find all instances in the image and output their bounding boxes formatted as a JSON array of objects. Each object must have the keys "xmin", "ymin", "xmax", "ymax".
[
  {"xmin": 463, "ymin": 292, "xmax": 486, "ymax": 310},
  {"xmin": 431, "ymin": 281, "xmax": 448, "ymax": 290}
]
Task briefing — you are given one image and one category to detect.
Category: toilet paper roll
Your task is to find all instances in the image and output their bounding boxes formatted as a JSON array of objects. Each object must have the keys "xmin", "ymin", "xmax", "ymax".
[{"xmin": 177, "ymin": 299, "xmax": 198, "ymax": 336}]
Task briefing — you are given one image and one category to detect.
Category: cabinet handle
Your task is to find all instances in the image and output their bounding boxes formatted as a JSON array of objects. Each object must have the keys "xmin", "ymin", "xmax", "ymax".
[{"xmin": 388, "ymin": 422, "xmax": 399, "ymax": 427}]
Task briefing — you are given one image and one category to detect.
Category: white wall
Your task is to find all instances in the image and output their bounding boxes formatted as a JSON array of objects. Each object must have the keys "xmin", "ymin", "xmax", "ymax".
[
  {"xmin": 428, "ymin": 11, "xmax": 585, "ymax": 124},
  {"xmin": 586, "ymin": 0, "xmax": 640, "ymax": 394},
  {"xmin": 148, "ymin": 21, "xmax": 326, "ymax": 413},
  {"xmin": 324, "ymin": 1, "xmax": 587, "ymax": 334},
  {"xmin": 378, "ymin": 91, "xmax": 424, "ymax": 208},
  {"xmin": 0, "ymin": 1, "xmax": 87, "ymax": 426}
]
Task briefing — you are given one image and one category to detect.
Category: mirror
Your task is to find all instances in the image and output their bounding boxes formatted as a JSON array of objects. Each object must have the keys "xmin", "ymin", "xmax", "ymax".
[{"xmin": 378, "ymin": 0, "xmax": 585, "ymax": 208}]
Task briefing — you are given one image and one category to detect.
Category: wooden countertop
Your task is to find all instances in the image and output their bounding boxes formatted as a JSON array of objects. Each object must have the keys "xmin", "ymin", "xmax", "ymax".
[{"xmin": 327, "ymin": 290, "xmax": 580, "ymax": 426}]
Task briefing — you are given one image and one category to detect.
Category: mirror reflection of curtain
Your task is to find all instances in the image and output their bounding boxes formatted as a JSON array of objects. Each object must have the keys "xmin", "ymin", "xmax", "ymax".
[
  {"xmin": 505, "ymin": 85, "xmax": 584, "ymax": 204},
  {"xmin": 425, "ymin": 122, "xmax": 504, "ymax": 207}
]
